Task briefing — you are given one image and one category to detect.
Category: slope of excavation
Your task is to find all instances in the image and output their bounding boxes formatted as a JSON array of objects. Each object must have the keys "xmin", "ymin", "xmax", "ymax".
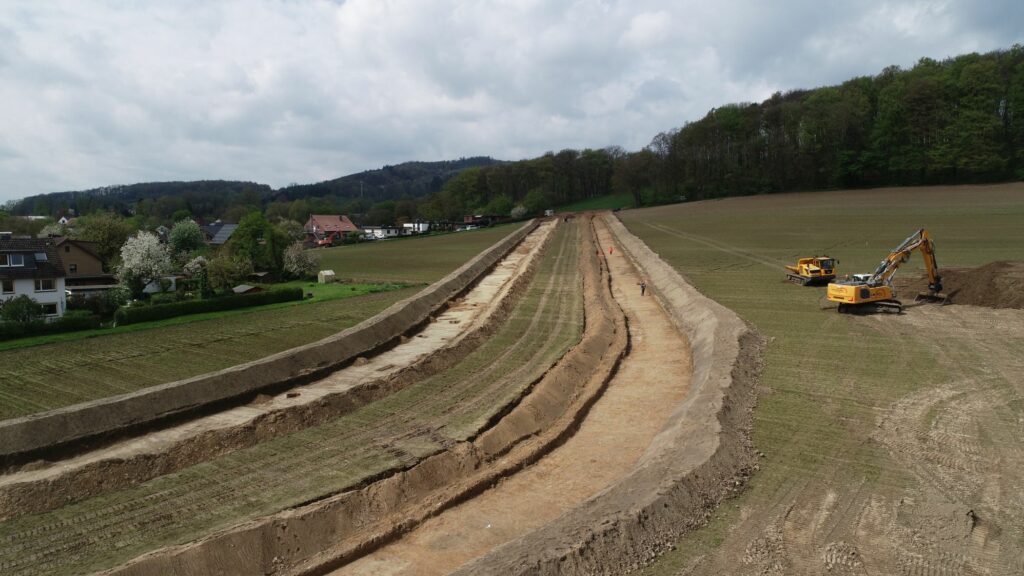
[
  {"xmin": 332, "ymin": 217, "xmax": 694, "ymax": 576},
  {"xmin": 0, "ymin": 221, "xmax": 555, "ymax": 520},
  {"xmin": 0, "ymin": 221, "xmax": 584, "ymax": 576}
]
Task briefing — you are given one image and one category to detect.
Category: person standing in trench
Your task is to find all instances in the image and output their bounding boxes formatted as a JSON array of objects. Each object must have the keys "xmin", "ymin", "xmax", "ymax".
[{"xmin": 639, "ymin": 279, "xmax": 647, "ymax": 296}]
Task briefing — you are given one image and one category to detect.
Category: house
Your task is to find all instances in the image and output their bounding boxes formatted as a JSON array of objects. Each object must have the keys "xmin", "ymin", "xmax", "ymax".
[
  {"xmin": 54, "ymin": 237, "xmax": 118, "ymax": 295},
  {"xmin": 201, "ymin": 221, "xmax": 239, "ymax": 246},
  {"xmin": 0, "ymin": 235, "xmax": 67, "ymax": 320},
  {"xmin": 402, "ymin": 222, "xmax": 430, "ymax": 235},
  {"xmin": 362, "ymin": 225, "xmax": 403, "ymax": 240},
  {"xmin": 305, "ymin": 214, "xmax": 360, "ymax": 246}
]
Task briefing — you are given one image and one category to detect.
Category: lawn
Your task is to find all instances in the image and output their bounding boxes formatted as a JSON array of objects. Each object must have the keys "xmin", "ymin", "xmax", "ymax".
[
  {"xmin": 621, "ymin": 183, "xmax": 1024, "ymax": 574},
  {"xmin": 315, "ymin": 224, "xmax": 520, "ymax": 283}
]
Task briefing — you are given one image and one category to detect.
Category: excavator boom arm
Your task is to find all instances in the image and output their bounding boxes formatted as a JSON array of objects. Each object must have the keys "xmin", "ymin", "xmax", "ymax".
[{"xmin": 866, "ymin": 228, "xmax": 942, "ymax": 292}]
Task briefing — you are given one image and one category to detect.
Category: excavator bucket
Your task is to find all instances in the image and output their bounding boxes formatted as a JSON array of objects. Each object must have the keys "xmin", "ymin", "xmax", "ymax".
[{"xmin": 914, "ymin": 291, "xmax": 950, "ymax": 305}]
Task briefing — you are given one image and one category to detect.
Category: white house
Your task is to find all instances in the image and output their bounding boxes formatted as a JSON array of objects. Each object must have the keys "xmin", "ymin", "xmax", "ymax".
[
  {"xmin": 0, "ymin": 236, "xmax": 67, "ymax": 320},
  {"xmin": 402, "ymin": 222, "xmax": 430, "ymax": 235},
  {"xmin": 362, "ymin": 226, "xmax": 403, "ymax": 240}
]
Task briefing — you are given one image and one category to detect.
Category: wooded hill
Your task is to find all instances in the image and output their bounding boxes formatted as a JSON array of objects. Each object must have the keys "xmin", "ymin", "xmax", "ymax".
[
  {"xmin": 8, "ymin": 46, "xmax": 1023, "ymax": 226},
  {"xmin": 9, "ymin": 157, "xmax": 499, "ymax": 223},
  {"xmin": 423, "ymin": 45, "xmax": 1024, "ymax": 218}
]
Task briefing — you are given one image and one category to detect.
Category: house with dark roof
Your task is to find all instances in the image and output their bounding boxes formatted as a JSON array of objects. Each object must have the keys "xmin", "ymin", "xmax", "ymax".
[
  {"xmin": 0, "ymin": 235, "xmax": 67, "ymax": 320},
  {"xmin": 200, "ymin": 221, "xmax": 239, "ymax": 247},
  {"xmin": 304, "ymin": 214, "xmax": 360, "ymax": 246},
  {"xmin": 54, "ymin": 237, "xmax": 118, "ymax": 295}
]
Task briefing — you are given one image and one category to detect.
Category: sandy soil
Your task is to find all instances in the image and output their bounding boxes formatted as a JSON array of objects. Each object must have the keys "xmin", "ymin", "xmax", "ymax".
[
  {"xmin": 678, "ymin": 303, "xmax": 1024, "ymax": 575},
  {"xmin": 331, "ymin": 219, "xmax": 694, "ymax": 575}
]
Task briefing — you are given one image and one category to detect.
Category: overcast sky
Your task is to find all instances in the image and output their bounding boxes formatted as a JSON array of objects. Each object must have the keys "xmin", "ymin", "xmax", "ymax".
[{"xmin": 1, "ymin": 1, "xmax": 1021, "ymax": 202}]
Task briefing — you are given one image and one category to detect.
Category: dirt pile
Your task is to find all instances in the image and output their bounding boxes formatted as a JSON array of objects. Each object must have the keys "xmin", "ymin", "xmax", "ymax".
[{"xmin": 897, "ymin": 261, "xmax": 1024, "ymax": 309}]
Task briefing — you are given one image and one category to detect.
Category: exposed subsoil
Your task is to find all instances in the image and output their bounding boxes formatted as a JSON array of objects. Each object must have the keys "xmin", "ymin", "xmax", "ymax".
[
  {"xmin": 895, "ymin": 260, "xmax": 1024, "ymax": 309},
  {"xmin": 328, "ymin": 216, "xmax": 694, "ymax": 575},
  {"xmin": 96, "ymin": 215, "xmax": 621, "ymax": 576},
  {"xmin": 0, "ymin": 222, "xmax": 556, "ymax": 520},
  {"xmin": 0, "ymin": 221, "xmax": 591, "ymax": 576}
]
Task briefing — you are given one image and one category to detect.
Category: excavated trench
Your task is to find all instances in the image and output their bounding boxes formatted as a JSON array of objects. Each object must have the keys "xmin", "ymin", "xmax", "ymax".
[
  {"xmin": 0, "ymin": 221, "xmax": 556, "ymax": 521},
  {"xmin": 0, "ymin": 213, "xmax": 763, "ymax": 576}
]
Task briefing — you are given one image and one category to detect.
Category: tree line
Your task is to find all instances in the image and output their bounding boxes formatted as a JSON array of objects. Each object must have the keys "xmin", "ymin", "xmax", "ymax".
[
  {"xmin": 424, "ymin": 46, "xmax": 1024, "ymax": 216},
  {"xmin": 7, "ymin": 46, "xmax": 1022, "ymax": 227}
]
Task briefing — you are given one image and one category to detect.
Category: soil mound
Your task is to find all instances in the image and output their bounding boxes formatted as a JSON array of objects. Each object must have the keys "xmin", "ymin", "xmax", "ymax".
[{"xmin": 897, "ymin": 261, "xmax": 1024, "ymax": 309}]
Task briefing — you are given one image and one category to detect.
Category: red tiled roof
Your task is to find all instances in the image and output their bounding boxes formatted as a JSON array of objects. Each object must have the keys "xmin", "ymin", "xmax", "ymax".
[{"xmin": 306, "ymin": 214, "xmax": 360, "ymax": 233}]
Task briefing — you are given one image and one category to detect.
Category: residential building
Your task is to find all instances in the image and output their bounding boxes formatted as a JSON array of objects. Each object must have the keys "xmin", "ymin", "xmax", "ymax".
[
  {"xmin": 0, "ymin": 235, "xmax": 66, "ymax": 320},
  {"xmin": 201, "ymin": 221, "xmax": 239, "ymax": 246},
  {"xmin": 402, "ymin": 222, "xmax": 430, "ymax": 234},
  {"xmin": 362, "ymin": 225, "xmax": 403, "ymax": 240},
  {"xmin": 305, "ymin": 214, "xmax": 360, "ymax": 246},
  {"xmin": 54, "ymin": 237, "xmax": 118, "ymax": 295}
]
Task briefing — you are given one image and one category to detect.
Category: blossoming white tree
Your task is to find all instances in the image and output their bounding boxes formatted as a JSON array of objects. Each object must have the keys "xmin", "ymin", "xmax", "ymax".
[
  {"xmin": 118, "ymin": 231, "xmax": 172, "ymax": 298},
  {"xmin": 283, "ymin": 242, "xmax": 319, "ymax": 279}
]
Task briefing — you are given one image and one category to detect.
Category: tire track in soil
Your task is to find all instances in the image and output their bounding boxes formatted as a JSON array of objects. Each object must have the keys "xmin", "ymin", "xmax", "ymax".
[
  {"xmin": 0, "ymin": 222, "xmax": 585, "ymax": 576},
  {"xmin": 676, "ymin": 305, "xmax": 1024, "ymax": 576}
]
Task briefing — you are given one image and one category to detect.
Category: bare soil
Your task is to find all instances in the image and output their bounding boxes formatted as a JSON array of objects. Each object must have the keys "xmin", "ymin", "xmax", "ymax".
[
  {"xmin": 677, "ymin": 303, "xmax": 1024, "ymax": 575},
  {"xmin": 896, "ymin": 260, "xmax": 1024, "ymax": 309},
  {"xmin": 329, "ymin": 216, "xmax": 694, "ymax": 575}
]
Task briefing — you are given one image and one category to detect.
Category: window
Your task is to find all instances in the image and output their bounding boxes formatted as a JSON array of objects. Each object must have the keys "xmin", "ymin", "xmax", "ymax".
[
  {"xmin": 35, "ymin": 252, "xmax": 47, "ymax": 262},
  {"xmin": 69, "ymin": 264, "xmax": 77, "ymax": 274},
  {"xmin": 0, "ymin": 254, "xmax": 6, "ymax": 266},
  {"xmin": 41, "ymin": 303, "xmax": 58, "ymax": 316},
  {"xmin": 1, "ymin": 279, "xmax": 12, "ymax": 293},
  {"xmin": 34, "ymin": 278, "xmax": 55, "ymax": 292},
  {"xmin": 65, "ymin": 244, "xmax": 71, "ymax": 253},
  {"xmin": 9, "ymin": 254, "xmax": 24, "ymax": 267}
]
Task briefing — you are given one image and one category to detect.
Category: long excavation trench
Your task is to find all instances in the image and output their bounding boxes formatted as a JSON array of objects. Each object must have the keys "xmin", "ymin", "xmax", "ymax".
[{"xmin": 325, "ymin": 217, "xmax": 694, "ymax": 575}]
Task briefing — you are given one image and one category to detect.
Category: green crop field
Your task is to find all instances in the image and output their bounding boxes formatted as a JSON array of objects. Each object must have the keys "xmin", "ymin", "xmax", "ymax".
[
  {"xmin": 0, "ymin": 221, "xmax": 583, "ymax": 576},
  {"xmin": 0, "ymin": 224, "xmax": 520, "ymax": 420},
  {"xmin": 316, "ymin": 224, "xmax": 520, "ymax": 283},
  {"xmin": 622, "ymin": 183, "xmax": 1024, "ymax": 574}
]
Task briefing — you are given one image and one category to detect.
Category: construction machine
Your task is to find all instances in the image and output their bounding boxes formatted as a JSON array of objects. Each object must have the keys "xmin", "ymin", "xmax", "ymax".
[
  {"xmin": 785, "ymin": 256, "xmax": 837, "ymax": 285},
  {"xmin": 827, "ymin": 228, "xmax": 945, "ymax": 314}
]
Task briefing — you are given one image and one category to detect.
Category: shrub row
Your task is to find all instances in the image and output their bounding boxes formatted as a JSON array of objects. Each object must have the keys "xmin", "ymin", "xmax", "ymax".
[
  {"xmin": 114, "ymin": 288, "xmax": 304, "ymax": 326},
  {"xmin": 0, "ymin": 311, "xmax": 103, "ymax": 342}
]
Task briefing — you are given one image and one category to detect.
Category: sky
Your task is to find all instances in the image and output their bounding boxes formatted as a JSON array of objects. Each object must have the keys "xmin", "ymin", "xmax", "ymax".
[{"xmin": 0, "ymin": 1, "xmax": 1021, "ymax": 202}]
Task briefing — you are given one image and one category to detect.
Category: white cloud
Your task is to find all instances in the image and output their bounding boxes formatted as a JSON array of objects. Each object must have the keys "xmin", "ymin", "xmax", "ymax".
[{"xmin": 0, "ymin": 0, "xmax": 1021, "ymax": 202}]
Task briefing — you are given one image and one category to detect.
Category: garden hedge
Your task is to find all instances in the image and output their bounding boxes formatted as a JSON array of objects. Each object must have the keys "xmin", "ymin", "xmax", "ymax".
[{"xmin": 113, "ymin": 288, "xmax": 304, "ymax": 326}]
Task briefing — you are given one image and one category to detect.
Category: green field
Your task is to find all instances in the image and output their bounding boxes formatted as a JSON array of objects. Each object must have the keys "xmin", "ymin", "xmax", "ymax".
[
  {"xmin": 0, "ymin": 225, "xmax": 518, "ymax": 420},
  {"xmin": 622, "ymin": 183, "xmax": 1024, "ymax": 574},
  {"xmin": 316, "ymin": 224, "xmax": 520, "ymax": 283},
  {"xmin": 0, "ymin": 221, "xmax": 583, "ymax": 576}
]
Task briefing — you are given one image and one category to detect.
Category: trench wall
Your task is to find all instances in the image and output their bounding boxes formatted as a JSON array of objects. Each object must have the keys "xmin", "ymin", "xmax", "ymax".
[
  {"xmin": 452, "ymin": 213, "xmax": 763, "ymax": 575},
  {"xmin": 0, "ymin": 221, "xmax": 537, "ymax": 460},
  {"xmin": 101, "ymin": 216, "xmax": 629, "ymax": 576}
]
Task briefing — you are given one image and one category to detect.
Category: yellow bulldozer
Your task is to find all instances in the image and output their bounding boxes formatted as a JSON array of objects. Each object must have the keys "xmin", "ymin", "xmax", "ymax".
[
  {"xmin": 827, "ymin": 228, "xmax": 946, "ymax": 314},
  {"xmin": 785, "ymin": 256, "xmax": 836, "ymax": 285}
]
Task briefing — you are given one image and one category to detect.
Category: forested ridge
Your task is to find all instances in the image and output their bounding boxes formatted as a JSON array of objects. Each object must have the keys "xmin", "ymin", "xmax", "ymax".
[
  {"xmin": 423, "ymin": 45, "xmax": 1024, "ymax": 218},
  {"xmin": 7, "ymin": 46, "xmax": 1023, "ymax": 226}
]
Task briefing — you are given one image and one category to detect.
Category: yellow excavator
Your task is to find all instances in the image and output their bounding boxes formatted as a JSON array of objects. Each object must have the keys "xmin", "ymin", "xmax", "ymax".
[
  {"xmin": 785, "ymin": 256, "xmax": 837, "ymax": 285},
  {"xmin": 827, "ymin": 229, "xmax": 945, "ymax": 314}
]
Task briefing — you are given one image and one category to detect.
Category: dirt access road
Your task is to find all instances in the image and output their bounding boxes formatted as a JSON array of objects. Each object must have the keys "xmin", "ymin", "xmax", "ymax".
[{"xmin": 332, "ymin": 218, "xmax": 694, "ymax": 575}]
